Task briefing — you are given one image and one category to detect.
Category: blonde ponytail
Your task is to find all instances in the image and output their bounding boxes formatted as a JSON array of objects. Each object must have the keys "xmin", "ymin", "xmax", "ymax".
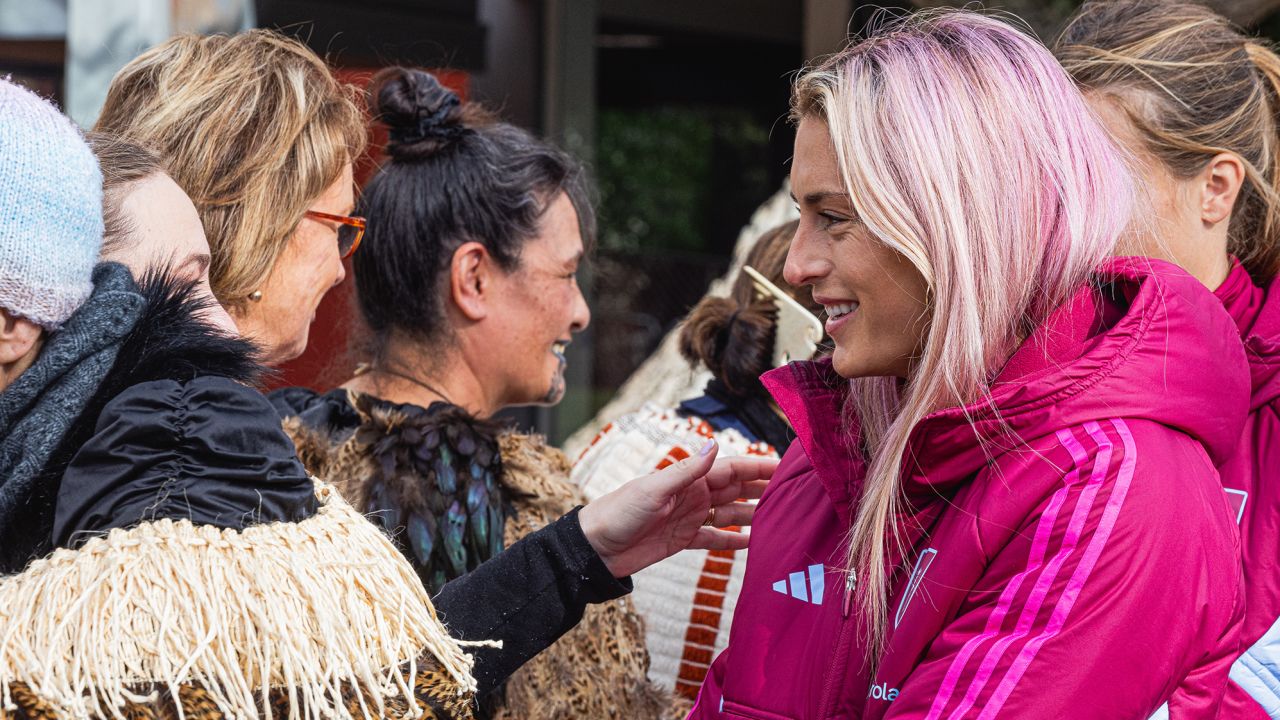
[
  {"xmin": 1059, "ymin": 1, "xmax": 1280, "ymax": 284},
  {"xmin": 1244, "ymin": 41, "xmax": 1280, "ymax": 281}
]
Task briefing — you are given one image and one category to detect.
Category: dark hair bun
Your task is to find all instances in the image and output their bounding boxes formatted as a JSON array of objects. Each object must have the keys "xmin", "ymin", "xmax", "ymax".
[
  {"xmin": 678, "ymin": 295, "xmax": 777, "ymax": 398},
  {"xmin": 371, "ymin": 66, "xmax": 466, "ymax": 158}
]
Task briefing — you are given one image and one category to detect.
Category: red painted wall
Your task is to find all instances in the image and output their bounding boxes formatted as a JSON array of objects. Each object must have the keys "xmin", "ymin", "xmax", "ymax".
[{"xmin": 269, "ymin": 68, "xmax": 471, "ymax": 391}]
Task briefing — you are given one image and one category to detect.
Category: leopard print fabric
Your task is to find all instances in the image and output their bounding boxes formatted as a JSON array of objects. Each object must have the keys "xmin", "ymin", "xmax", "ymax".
[{"xmin": 489, "ymin": 434, "xmax": 667, "ymax": 720}]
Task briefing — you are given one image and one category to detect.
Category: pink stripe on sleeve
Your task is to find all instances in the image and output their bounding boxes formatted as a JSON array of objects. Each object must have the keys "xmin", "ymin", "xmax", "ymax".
[
  {"xmin": 942, "ymin": 422, "xmax": 1115, "ymax": 719},
  {"xmin": 976, "ymin": 419, "xmax": 1137, "ymax": 719},
  {"xmin": 924, "ymin": 426, "xmax": 1091, "ymax": 720}
]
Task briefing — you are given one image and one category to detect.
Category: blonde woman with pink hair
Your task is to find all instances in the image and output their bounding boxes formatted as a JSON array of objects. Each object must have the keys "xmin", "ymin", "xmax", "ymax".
[{"xmin": 691, "ymin": 10, "xmax": 1249, "ymax": 720}]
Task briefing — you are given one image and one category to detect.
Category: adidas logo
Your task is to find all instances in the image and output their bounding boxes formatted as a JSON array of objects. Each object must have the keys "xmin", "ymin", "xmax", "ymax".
[{"xmin": 772, "ymin": 564, "xmax": 825, "ymax": 605}]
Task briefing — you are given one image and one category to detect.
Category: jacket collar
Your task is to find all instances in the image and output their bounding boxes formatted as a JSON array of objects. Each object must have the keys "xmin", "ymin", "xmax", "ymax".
[
  {"xmin": 1219, "ymin": 266, "xmax": 1280, "ymax": 411},
  {"xmin": 764, "ymin": 257, "xmax": 1250, "ymax": 510}
]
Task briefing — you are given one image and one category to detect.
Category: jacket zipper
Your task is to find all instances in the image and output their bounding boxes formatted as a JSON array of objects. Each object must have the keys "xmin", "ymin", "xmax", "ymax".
[
  {"xmin": 842, "ymin": 571, "xmax": 856, "ymax": 618},
  {"xmin": 818, "ymin": 572, "xmax": 859, "ymax": 717}
]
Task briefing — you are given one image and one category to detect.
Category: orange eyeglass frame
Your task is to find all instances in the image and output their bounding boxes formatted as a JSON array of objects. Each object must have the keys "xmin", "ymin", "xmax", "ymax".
[{"xmin": 305, "ymin": 210, "xmax": 367, "ymax": 258}]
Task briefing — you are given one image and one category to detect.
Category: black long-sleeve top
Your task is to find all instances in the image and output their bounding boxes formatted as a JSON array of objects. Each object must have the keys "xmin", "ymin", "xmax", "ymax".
[{"xmin": 434, "ymin": 507, "xmax": 631, "ymax": 695}]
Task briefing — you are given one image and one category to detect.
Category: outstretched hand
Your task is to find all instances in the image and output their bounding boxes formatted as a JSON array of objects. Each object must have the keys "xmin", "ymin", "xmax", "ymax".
[{"xmin": 578, "ymin": 440, "xmax": 776, "ymax": 579}]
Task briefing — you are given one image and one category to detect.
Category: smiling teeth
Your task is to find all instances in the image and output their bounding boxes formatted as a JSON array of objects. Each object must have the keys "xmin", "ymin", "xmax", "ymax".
[
  {"xmin": 824, "ymin": 303, "xmax": 857, "ymax": 319},
  {"xmin": 552, "ymin": 342, "xmax": 567, "ymax": 355}
]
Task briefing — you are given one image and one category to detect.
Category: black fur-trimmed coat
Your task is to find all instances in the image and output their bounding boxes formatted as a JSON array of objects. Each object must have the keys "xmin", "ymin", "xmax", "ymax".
[{"xmin": 0, "ymin": 267, "xmax": 262, "ymax": 573}]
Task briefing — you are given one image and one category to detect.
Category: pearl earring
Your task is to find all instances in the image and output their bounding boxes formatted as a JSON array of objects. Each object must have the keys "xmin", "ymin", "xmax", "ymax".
[{"xmin": 249, "ymin": 291, "xmax": 263, "ymax": 302}]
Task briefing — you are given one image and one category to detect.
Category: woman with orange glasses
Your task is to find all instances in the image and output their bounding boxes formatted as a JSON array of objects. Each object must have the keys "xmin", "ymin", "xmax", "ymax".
[{"xmin": 94, "ymin": 30, "xmax": 366, "ymax": 366}]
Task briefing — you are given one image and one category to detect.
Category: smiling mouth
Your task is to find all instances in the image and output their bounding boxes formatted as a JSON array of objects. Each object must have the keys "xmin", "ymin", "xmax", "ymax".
[
  {"xmin": 823, "ymin": 302, "xmax": 858, "ymax": 321},
  {"xmin": 552, "ymin": 341, "xmax": 569, "ymax": 362}
]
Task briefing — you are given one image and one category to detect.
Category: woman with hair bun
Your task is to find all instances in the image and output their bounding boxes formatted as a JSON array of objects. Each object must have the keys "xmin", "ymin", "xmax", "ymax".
[
  {"xmin": 571, "ymin": 219, "xmax": 817, "ymax": 709},
  {"xmin": 674, "ymin": 219, "xmax": 816, "ymax": 452},
  {"xmin": 692, "ymin": 9, "xmax": 1249, "ymax": 718},
  {"xmin": 273, "ymin": 66, "xmax": 669, "ymax": 719},
  {"xmin": 1057, "ymin": 2, "xmax": 1280, "ymax": 715}
]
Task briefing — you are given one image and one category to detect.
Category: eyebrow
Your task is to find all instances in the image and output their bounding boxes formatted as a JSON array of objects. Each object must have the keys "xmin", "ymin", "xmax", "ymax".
[
  {"xmin": 553, "ymin": 251, "xmax": 579, "ymax": 273},
  {"xmin": 791, "ymin": 190, "xmax": 850, "ymax": 205}
]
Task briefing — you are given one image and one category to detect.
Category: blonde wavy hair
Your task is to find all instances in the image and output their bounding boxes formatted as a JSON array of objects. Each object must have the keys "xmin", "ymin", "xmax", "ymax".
[{"xmin": 94, "ymin": 30, "xmax": 366, "ymax": 307}]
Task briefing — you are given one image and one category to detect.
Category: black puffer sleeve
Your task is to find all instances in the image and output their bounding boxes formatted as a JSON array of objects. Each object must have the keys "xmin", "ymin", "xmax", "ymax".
[{"xmin": 52, "ymin": 376, "xmax": 318, "ymax": 548}]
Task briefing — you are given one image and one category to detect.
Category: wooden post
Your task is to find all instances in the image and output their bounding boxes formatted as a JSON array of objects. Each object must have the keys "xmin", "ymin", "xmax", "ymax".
[{"xmin": 542, "ymin": 0, "xmax": 598, "ymax": 443}]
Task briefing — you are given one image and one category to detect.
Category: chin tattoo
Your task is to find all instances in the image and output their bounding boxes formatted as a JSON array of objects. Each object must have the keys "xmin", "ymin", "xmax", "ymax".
[
  {"xmin": 542, "ymin": 367, "xmax": 567, "ymax": 404},
  {"xmin": 542, "ymin": 378, "xmax": 565, "ymax": 404}
]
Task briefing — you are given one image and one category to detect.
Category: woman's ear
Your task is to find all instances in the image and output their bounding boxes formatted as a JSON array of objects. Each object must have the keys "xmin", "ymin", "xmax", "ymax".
[
  {"xmin": 0, "ymin": 308, "xmax": 44, "ymax": 391},
  {"xmin": 450, "ymin": 241, "xmax": 492, "ymax": 322},
  {"xmin": 1200, "ymin": 152, "xmax": 1247, "ymax": 226}
]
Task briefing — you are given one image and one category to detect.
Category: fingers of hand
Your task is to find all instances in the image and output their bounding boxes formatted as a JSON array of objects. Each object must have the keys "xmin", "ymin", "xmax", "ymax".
[
  {"xmin": 701, "ymin": 501, "xmax": 755, "ymax": 528},
  {"xmin": 688, "ymin": 526, "xmax": 750, "ymax": 552},
  {"xmin": 678, "ymin": 439, "xmax": 718, "ymax": 471},
  {"xmin": 635, "ymin": 442, "xmax": 719, "ymax": 498},
  {"xmin": 704, "ymin": 456, "xmax": 778, "ymax": 491},
  {"xmin": 709, "ymin": 479, "xmax": 768, "ymax": 506}
]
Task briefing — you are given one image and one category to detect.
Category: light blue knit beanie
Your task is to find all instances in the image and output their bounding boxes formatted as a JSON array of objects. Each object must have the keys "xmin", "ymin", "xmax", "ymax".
[{"xmin": 0, "ymin": 78, "xmax": 102, "ymax": 329}]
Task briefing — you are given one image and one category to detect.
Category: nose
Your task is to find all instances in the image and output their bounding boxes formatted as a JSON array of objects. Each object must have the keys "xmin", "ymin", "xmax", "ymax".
[
  {"xmin": 784, "ymin": 221, "xmax": 827, "ymax": 289},
  {"xmin": 570, "ymin": 279, "xmax": 591, "ymax": 333}
]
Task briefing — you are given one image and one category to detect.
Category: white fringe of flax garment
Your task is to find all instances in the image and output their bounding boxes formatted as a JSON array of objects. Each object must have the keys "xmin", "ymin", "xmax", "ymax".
[{"xmin": 0, "ymin": 481, "xmax": 481, "ymax": 719}]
